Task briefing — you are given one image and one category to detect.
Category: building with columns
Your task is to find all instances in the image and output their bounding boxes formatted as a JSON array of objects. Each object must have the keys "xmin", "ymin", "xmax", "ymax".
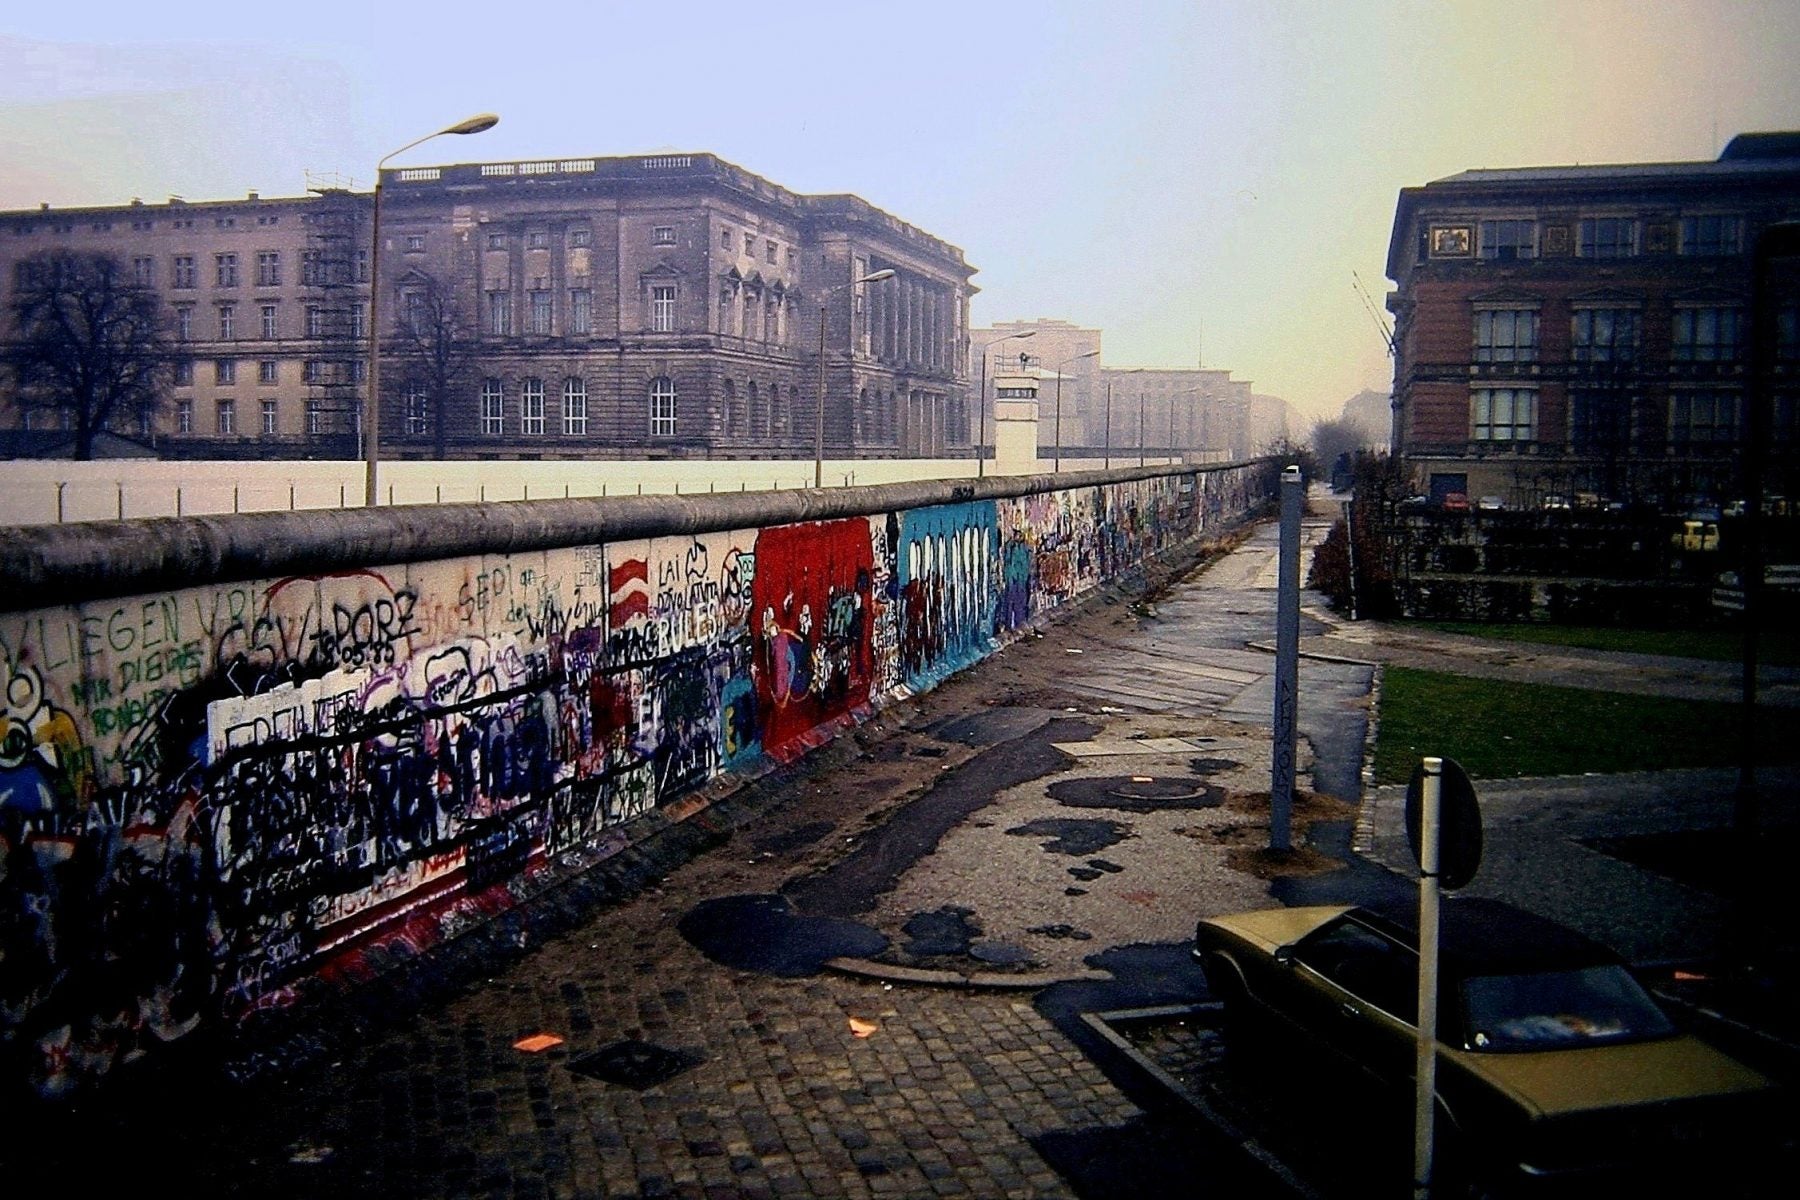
[{"xmin": 1, "ymin": 154, "xmax": 977, "ymax": 462}]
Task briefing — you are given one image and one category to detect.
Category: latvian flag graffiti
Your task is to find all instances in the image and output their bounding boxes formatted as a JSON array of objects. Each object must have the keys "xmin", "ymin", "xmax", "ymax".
[{"xmin": 609, "ymin": 558, "xmax": 651, "ymax": 625}]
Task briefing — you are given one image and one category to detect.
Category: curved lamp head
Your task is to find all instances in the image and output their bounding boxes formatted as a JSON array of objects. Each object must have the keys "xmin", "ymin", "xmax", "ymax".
[
  {"xmin": 856, "ymin": 269, "xmax": 897, "ymax": 284},
  {"xmin": 444, "ymin": 113, "xmax": 500, "ymax": 136}
]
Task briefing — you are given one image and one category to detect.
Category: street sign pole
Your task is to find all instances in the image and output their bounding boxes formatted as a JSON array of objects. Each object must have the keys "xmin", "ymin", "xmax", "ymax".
[
  {"xmin": 1269, "ymin": 465, "xmax": 1302, "ymax": 851},
  {"xmin": 1413, "ymin": 756, "xmax": 1442, "ymax": 1200}
]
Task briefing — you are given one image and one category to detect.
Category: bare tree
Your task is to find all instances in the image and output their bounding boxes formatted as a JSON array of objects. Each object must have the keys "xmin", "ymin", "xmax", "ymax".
[
  {"xmin": 6, "ymin": 250, "xmax": 173, "ymax": 459},
  {"xmin": 1310, "ymin": 416, "xmax": 1365, "ymax": 481},
  {"xmin": 390, "ymin": 272, "xmax": 475, "ymax": 460}
]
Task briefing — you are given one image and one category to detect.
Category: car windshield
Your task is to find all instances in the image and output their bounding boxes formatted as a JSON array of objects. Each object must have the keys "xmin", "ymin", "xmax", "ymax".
[{"xmin": 1461, "ymin": 965, "xmax": 1675, "ymax": 1051}]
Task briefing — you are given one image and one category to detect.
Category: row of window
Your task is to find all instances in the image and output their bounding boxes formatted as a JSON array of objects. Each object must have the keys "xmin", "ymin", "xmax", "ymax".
[
  {"xmin": 10, "ymin": 213, "xmax": 281, "ymax": 237},
  {"xmin": 1470, "ymin": 304, "xmax": 1792, "ymax": 364},
  {"xmin": 483, "ymin": 228, "xmax": 593, "ymax": 252},
  {"xmin": 468, "ymin": 282, "xmax": 796, "ymax": 342},
  {"xmin": 1468, "ymin": 386, "xmax": 1794, "ymax": 445},
  {"xmin": 174, "ymin": 397, "xmax": 303, "ymax": 436},
  {"xmin": 61, "ymin": 250, "xmax": 374, "ymax": 291},
  {"xmin": 719, "ymin": 225, "xmax": 797, "ymax": 268},
  {"xmin": 1433, "ymin": 214, "xmax": 1752, "ymax": 261},
  {"xmin": 472, "ymin": 377, "xmax": 678, "ymax": 437},
  {"xmin": 171, "ymin": 358, "xmax": 363, "ymax": 387},
  {"xmin": 172, "ymin": 301, "xmax": 366, "ymax": 341}
]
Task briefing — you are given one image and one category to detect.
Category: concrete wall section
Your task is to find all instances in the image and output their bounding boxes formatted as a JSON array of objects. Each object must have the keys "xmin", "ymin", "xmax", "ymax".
[{"xmin": 0, "ymin": 462, "xmax": 1276, "ymax": 1099}]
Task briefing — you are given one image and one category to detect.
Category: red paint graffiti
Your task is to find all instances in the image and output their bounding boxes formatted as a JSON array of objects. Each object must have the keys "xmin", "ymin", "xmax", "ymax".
[{"xmin": 751, "ymin": 521, "xmax": 874, "ymax": 757}]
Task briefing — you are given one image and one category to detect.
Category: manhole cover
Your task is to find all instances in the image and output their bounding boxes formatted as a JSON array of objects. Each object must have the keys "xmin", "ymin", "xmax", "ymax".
[
  {"xmin": 1106, "ymin": 778, "xmax": 1211, "ymax": 802},
  {"xmin": 1049, "ymin": 777, "xmax": 1223, "ymax": 812},
  {"xmin": 567, "ymin": 1039, "xmax": 704, "ymax": 1089}
]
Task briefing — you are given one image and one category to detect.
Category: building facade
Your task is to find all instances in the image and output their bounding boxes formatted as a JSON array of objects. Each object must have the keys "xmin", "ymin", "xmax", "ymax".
[
  {"xmin": 1, "ymin": 185, "xmax": 371, "ymax": 456},
  {"xmin": 969, "ymin": 318, "xmax": 1276, "ymax": 462},
  {"xmin": 1, "ymin": 154, "xmax": 976, "ymax": 461},
  {"xmin": 1386, "ymin": 133, "xmax": 1800, "ymax": 506}
]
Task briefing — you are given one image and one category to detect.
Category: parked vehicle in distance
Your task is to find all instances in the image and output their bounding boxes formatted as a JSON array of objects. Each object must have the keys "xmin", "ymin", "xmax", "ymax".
[
  {"xmin": 1540, "ymin": 495, "xmax": 1571, "ymax": 511},
  {"xmin": 1441, "ymin": 492, "xmax": 1471, "ymax": 512},
  {"xmin": 1398, "ymin": 494, "xmax": 1431, "ymax": 510},
  {"xmin": 1477, "ymin": 495, "xmax": 1505, "ymax": 512},
  {"xmin": 1193, "ymin": 897, "xmax": 1785, "ymax": 1194}
]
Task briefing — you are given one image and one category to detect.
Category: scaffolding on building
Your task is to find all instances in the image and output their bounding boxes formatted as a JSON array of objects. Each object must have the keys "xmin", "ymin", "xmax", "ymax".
[{"xmin": 303, "ymin": 173, "xmax": 369, "ymax": 458}]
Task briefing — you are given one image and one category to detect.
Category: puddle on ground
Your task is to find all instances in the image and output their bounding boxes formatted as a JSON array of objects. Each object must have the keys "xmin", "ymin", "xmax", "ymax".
[
  {"xmin": 751, "ymin": 821, "xmax": 836, "ymax": 855},
  {"xmin": 1187, "ymin": 757, "xmax": 1242, "ymax": 776},
  {"xmin": 970, "ymin": 940, "xmax": 1034, "ymax": 965},
  {"xmin": 676, "ymin": 894, "xmax": 888, "ymax": 977},
  {"xmin": 1006, "ymin": 817, "xmax": 1133, "ymax": 856},
  {"xmin": 901, "ymin": 905, "xmax": 981, "ymax": 957}
]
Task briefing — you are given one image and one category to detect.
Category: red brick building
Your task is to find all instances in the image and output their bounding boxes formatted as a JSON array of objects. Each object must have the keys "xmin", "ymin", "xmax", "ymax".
[{"xmin": 1386, "ymin": 133, "xmax": 1800, "ymax": 507}]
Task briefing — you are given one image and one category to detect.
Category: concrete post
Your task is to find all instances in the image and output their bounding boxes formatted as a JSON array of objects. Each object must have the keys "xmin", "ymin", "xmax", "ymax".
[{"xmin": 1269, "ymin": 464, "xmax": 1302, "ymax": 851}]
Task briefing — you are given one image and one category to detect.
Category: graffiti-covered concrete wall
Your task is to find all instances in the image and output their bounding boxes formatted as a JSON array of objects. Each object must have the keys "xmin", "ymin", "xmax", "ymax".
[{"xmin": 0, "ymin": 462, "xmax": 1276, "ymax": 1099}]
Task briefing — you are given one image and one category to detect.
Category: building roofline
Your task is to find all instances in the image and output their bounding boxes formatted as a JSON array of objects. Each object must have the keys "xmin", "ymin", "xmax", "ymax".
[
  {"xmin": 379, "ymin": 151, "xmax": 972, "ymax": 272},
  {"xmin": 0, "ymin": 190, "xmax": 360, "ymax": 222},
  {"xmin": 1386, "ymin": 138, "xmax": 1800, "ymax": 280}
]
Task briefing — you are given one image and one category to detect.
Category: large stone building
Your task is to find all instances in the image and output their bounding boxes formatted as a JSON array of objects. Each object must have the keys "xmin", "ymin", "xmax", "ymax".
[
  {"xmin": 1, "ymin": 154, "xmax": 977, "ymax": 461},
  {"xmin": 1386, "ymin": 132, "xmax": 1800, "ymax": 506},
  {"xmin": 969, "ymin": 318, "xmax": 1277, "ymax": 462}
]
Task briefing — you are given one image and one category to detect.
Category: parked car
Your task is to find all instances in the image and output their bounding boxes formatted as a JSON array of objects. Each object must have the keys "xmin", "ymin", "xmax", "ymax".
[
  {"xmin": 1540, "ymin": 495, "xmax": 1571, "ymax": 512},
  {"xmin": 1477, "ymin": 495, "xmax": 1505, "ymax": 512},
  {"xmin": 1398, "ymin": 494, "xmax": 1431, "ymax": 511},
  {"xmin": 1193, "ymin": 897, "xmax": 1783, "ymax": 1193},
  {"xmin": 1441, "ymin": 492, "xmax": 1471, "ymax": 512}
]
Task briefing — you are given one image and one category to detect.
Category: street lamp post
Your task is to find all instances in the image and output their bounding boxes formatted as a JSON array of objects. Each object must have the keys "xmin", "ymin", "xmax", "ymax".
[
  {"xmin": 365, "ymin": 113, "xmax": 498, "ymax": 507},
  {"xmin": 1053, "ymin": 349, "xmax": 1100, "ymax": 472},
  {"xmin": 977, "ymin": 329, "xmax": 1035, "ymax": 478},
  {"xmin": 815, "ymin": 268, "xmax": 895, "ymax": 488},
  {"xmin": 1103, "ymin": 379, "xmax": 1112, "ymax": 470},
  {"xmin": 1138, "ymin": 388, "xmax": 1146, "ymax": 467}
]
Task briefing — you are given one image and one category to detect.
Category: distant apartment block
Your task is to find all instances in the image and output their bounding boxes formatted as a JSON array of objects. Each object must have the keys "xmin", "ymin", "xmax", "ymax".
[
  {"xmin": 1386, "ymin": 132, "xmax": 1800, "ymax": 506},
  {"xmin": 970, "ymin": 318, "xmax": 1281, "ymax": 461},
  {"xmin": 0, "ymin": 154, "xmax": 977, "ymax": 461}
]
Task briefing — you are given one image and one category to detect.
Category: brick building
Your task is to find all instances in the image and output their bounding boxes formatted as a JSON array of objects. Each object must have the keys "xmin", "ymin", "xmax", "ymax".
[
  {"xmin": 1386, "ymin": 133, "xmax": 1800, "ymax": 506},
  {"xmin": 1, "ymin": 154, "xmax": 976, "ymax": 461}
]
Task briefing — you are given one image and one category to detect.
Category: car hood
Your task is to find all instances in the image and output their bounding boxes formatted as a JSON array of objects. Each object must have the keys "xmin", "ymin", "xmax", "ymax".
[
  {"xmin": 1450, "ymin": 1034, "xmax": 1775, "ymax": 1117},
  {"xmin": 1201, "ymin": 905, "xmax": 1350, "ymax": 952}
]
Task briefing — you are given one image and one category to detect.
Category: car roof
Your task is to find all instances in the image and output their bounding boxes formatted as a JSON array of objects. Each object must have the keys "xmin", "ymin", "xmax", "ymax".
[{"xmin": 1344, "ymin": 896, "xmax": 1620, "ymax": 978}]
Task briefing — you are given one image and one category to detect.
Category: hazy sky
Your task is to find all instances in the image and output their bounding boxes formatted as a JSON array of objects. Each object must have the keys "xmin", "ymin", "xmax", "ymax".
[{"xmin": 4, "ymin": 1, "xmax": 1799, "ymax": 423}]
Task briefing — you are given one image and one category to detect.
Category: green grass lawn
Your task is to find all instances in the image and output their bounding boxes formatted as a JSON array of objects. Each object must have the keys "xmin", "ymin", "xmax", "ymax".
[
  {"xmin": 1399, "ymin": 620, "xmax": 1800, "ymax": 667},
  {"xmin": 1373, "ymin": 666, "xmax": 1800, "ymax": 785}
]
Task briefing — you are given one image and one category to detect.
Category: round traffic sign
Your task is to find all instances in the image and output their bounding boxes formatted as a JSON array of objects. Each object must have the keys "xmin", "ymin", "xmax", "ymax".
[{"xmin": 1405, "ymin": 757, "xmax": 1483, "ymax": 890}]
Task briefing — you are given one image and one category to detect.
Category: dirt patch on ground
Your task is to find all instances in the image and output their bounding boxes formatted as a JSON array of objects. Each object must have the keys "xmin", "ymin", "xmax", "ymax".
[{"xmin": 1171, "ymin": 790, "xmax": 1357, "ymax": 880}]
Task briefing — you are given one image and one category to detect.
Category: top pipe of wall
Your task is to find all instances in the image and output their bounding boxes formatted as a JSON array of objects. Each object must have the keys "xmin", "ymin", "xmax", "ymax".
[{"xmin": 1, "ymin": 461, "xmax": 1274, "ymax": 614}]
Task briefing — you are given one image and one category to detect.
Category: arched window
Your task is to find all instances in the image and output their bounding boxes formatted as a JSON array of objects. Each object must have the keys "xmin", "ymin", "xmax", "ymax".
[
  {"xmin": 722, "ymin": 379, "xmax": 738, "ymax": 437},
  {"xmin": 748, "ymin": 381, "xmax": 764, "ymax": 438},
  {"xmin": 771, "ymin": 383, "xmax": 787, "ymax": 437},
  {"xmin": 649, "ymin": 377, "xmax": 677, "ymax": 437}
]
